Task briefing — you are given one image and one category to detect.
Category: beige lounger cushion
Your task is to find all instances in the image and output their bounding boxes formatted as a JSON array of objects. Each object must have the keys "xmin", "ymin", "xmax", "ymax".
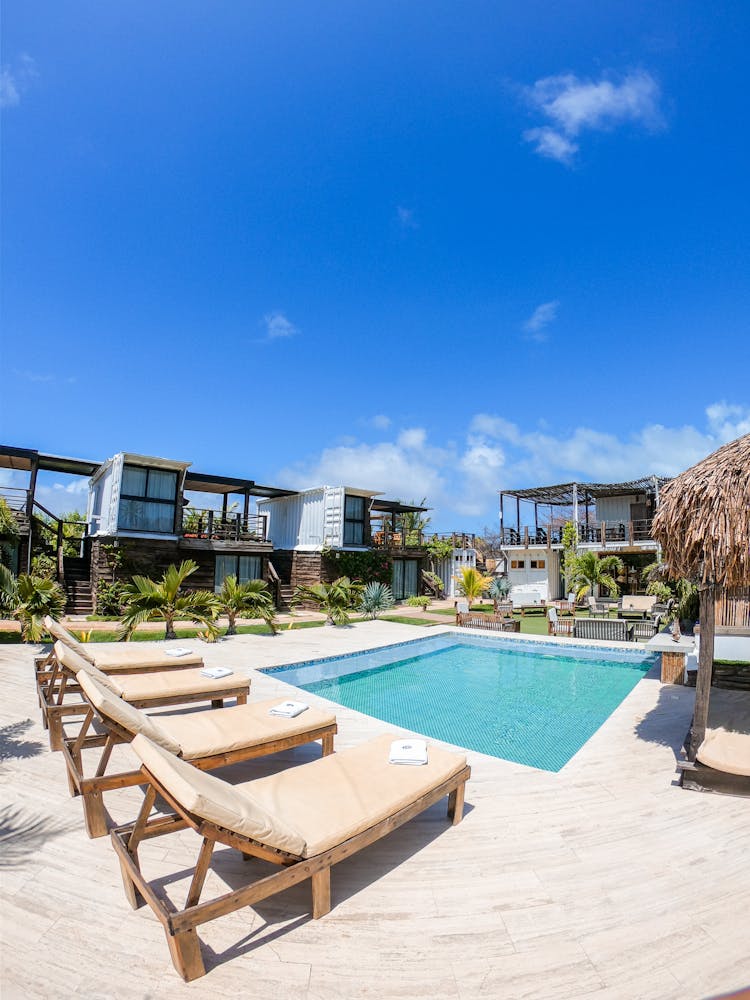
[
  {"xmin": 162, "ymin": 699, "xmax": 337, "ymax": 760},
  {"xmin": 46, "ymin": 618, "xmax": 95, "ymax": 663},
  {"xmin": 56, "ymin": 642, "xmax": 122, "ymax": 694},
  {"xmin": 696, "ymin": 688, "xmax": 750, "ymax": 777},
  {"xmin": 133, "ymin": 734, "xmax": 307, "ymax": 856},
  {"xmin": 133, "ymin": 732, "xmax": 467, "ymax": 859},
  {"xmin": 621, "ymin": 595, "xmax": 656, "ymax": 612},
  {"xmin": 81, "ymin": 645, "xmax": 204, "ymax": 671},
  {"xmin": 115, "ymin": 669, "xmax": 248, "ymax": 702},
  {"xmin": 77, "ymin": 671, "xmax": 181, "ymax": 755}
]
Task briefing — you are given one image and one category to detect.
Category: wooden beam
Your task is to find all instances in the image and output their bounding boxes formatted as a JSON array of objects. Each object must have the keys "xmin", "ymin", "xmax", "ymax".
[{"xmin": 690, "ymin": 583, "xmax": 715, "ymax": 760}]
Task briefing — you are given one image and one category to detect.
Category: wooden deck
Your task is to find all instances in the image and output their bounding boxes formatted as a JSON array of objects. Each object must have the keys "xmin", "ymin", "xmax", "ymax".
[{"xmin": 2, "ymin": 621, "xmax": 749, "ymax": 998}]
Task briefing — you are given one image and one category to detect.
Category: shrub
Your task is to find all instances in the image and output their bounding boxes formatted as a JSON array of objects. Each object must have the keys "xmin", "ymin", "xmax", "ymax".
[
  {"xmin": 359, "ymin": 582, "xmax": 396, "ymax": 619},
  {"xmin": 322, "ymin": 548, "xmax": 392, "ymax": 585},
  {"xmin": 405, "ymin": 595, "xmax": 431, "ymax": 610},
  {"xmin": 96, "ymin": 580, "xmax": 128, "ymax": 616},
  {"xmin": 31, "ymin": 553, "xmax": 57, "ymax": 580}
]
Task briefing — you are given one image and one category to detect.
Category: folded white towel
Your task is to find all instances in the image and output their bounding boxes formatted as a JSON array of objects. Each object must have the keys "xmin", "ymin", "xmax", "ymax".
[
  {"xmin": 269, "ymin": 700, "xmax": 309, "ymax": 718},
  {"xmin": 200, "ymin": 666, "xmax": 233, "ymax": 679},
  {"xmin": 165, "ymin": 647, "xmax": 194, "ymax": 657},
  {"xmin": 389, "ymin": 739, "xmax": 428, "ymax": 766}
]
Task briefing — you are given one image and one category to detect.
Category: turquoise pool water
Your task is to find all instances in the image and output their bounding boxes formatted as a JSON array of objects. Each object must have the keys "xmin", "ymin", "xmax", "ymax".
[{"xmin": 270, "ymin": 634, "xmax": 655, "ymax": 771}]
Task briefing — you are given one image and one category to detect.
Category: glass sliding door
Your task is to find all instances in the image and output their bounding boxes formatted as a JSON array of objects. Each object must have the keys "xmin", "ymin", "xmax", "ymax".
[
  {"xmin": 392, "ymin": 558, "xmax": 420, "ymax": 600},
  {"xmin": 214, "ymin": 554, "xmax": 263, "ymax": 592}
]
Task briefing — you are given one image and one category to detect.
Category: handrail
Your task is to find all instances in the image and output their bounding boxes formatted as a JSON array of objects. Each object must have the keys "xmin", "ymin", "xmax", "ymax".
[{"xmin": 267, "ymin": 560, "xmax": 281, "ymax": 607}]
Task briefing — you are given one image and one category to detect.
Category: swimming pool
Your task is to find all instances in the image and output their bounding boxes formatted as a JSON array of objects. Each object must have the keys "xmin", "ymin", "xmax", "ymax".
[{"xmin": 268, "ymin": 633, "xmax": 656, "ymax": 771}]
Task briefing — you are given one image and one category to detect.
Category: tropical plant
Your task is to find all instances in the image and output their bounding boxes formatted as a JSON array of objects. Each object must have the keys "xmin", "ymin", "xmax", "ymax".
[
  {"xmin": 322, "ymin": 547, "xmax": 392, "ymax": 585},
  {"xmin": 0, "ymin": 564, "xmax": 16, "ymax": 613},
  {"xmin": 214, "ymin": 575, "xmax": 277, "ymax": 635},
  {"xmin": 454, "ymin": 567, "xmax": 493, "ymax": 603},
  {"xmin": 359, "ymin": 581, "xmax": 396, "ymax": 619},
  {"xmin": 30, "ymin": 553, "xmax": 57, "ymax": 580},
  {"xmin": 0, "ymin": 498, "xmax": 20, "ymax": 568},
  {"xmin": 9, "ymin": 574, "xmax": 66, "ymax": 642},
  {"xmin": 118, "ymin": 560, "xmax": 218, "ymax": 640},
  {"xmin": 569, "ymin": 551, "xmax": 624, "ymax": 601},
  {"xmin": 399, "ymin": 499, "xmax": 431, "ymax": 545},
  {"xmin": 405, "ymin": 595, "xmax": 431, "ymax": 611},
  {"xmin": 561, "ymin": 520, "xmax": 579, "ymax": 592},
  {"xmin": 291, "ymin": 576, "xmax": 363, "ymax": 626},
  {"xmin": 488, "ymin": 575, "xmax": 511, "ymax": 611},
  {"xmin": 421, "ymin": 569, "xmax": 445, "ymax": 596},
  {"xmin": 426, "ymin": 536, "xmax": 453, "ymax": 567}
]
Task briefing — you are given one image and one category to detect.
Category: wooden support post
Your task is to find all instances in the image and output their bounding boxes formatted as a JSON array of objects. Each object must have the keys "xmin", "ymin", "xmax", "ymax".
[
  {"xmin": 628, "ymin": 520, "xmax": 634, "ymax": 545},
  {"xmin": 690, "ymin": 584, "xmax": 715, "ymax": 760}
]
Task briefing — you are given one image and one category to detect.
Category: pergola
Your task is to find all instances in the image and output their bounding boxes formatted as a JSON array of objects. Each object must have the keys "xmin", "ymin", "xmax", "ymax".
[
  {"xmin": 652, "ymin": 433, "xmax": 750, "ymax": 759},
  {"xmin": 499, "ymin": 476, "xmax": 670, "ymax": 534}
]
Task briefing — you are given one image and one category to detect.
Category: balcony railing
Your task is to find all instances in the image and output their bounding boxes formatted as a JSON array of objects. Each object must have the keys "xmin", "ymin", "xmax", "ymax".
[
  {"xmin": 501, "ymin": 519, "xmax": 655, "ymax": 548},
  {"xmin": 370, "ymin": 530, "xmax": 477, "ymax": 551},
  {"xmin": 0, "ymin": 486, "xmax": 31, "ymax": 512},
  {"xmin": 181, "ymin": 509, "xmax": 268, "ymax": 543}
]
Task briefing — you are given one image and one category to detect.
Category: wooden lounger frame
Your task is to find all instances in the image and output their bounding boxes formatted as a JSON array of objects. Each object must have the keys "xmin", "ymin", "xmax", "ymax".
[
  {"xmin": 111, "ymin": 759, "xmax": 471, "ymax": 981},
  {"xmin": 677, "ymin": 758, "xmax": 750, "ymax": 796},
  {"xmin": 36, "ymin": 652, "xmax": 248, "ymax": 752},
  {"xmin": 62, "ymin": 707, "xmax": 337, "ymax": 838},
  {"xmin": 455, "ymin": 612, "xmax": 520, "ymax": 632}
]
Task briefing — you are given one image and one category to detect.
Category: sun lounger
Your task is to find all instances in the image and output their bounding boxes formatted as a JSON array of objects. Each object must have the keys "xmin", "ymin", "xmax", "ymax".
[
  {"xmin": 679, "ymin": 688, "xmax": 750, "ymax": 794},
  {"xmin": 41, "ymin": 642, "xmax": 249, "ymax": 751},
  {"xmin": 64, "ymin": 669, "xmax": 337, "ymax": 837},
  {"xmin": 39, "ymin": 616, "xmax": 204, "ymax": 676},
  {"xmin": 112, "ymin": 732, "xmax": 470, "ymax": 980}
]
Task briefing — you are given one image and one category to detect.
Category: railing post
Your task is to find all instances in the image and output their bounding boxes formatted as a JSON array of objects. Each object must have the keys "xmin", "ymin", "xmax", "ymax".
[
  {"xmin": 523, "ymin": 526, "xmax": 529, "ymax": 548},
  {"xmin": 628, "ymin": 520, "xmax": 634, "ymax": 545},
  {"xmin": 56, "ymin": 520, "xmax": 65, "ymax": 584},
  {"xmin": 600, "ymin": 522, "xmax": 606, "ymax": 547},
  {"xmin": 207, "ymin": 511, "xmax": 214, "ymax": 538}
]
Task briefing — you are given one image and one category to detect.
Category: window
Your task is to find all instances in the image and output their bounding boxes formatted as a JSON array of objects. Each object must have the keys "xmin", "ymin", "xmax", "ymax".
[
  {"xmin": 530, "ymin": 560, "xmax": 546, "ymax": 569},
  {"xmin": 511, "ymin": 559, "xmax": 525, "ymax": 569},
  {"xmin": 118, "ymin": 465, "xmax": 178, "ymax": 533},
  {"xmin": 214, "ymin": 555, "xmax": 263, "ymax": 592},
  {"xmin": 343, "ymin": 494, "xmax": 366, "ymax": 545}
]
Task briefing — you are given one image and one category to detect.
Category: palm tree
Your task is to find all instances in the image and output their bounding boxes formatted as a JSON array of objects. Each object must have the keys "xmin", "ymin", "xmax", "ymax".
[
  {"xmin": 118, "ymin": 560, "xmax": 218, "ymax": 640},
  {"xmin": 359, "ymin": 582, "xmax": 395, "ymax": 620},
  {"xmin": 454, "ymin": 567, "xmax": 493, "ymax": 605},
  {"xmin": 214, "ymin": 575, "xmax": 277, "ymax": 635},
  {"xmin": 488, "ymin": 575, "xmax": 510, "ymax": 612},
  {"xmin": 10, "ymin": 574, "xmax": 66, "ymax": 642},
  {"xmin": 290, "ymin": 576, "xmax": 362, "ymax": 626},
  {"xmin": 570, "ymin": 551, "xmax": 624, "ymax": 602}
]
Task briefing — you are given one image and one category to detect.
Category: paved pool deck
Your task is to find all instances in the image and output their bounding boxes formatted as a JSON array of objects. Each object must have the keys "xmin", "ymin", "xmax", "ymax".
[{"xmin": 1, "ymin": 621, "xmax": 748, "ymax": 998}]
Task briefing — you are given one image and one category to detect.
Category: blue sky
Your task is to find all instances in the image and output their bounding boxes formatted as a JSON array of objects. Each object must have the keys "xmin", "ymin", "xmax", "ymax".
[{"xmin": 2, "ymin": 2, "xmax": 749, "ymax": 529}]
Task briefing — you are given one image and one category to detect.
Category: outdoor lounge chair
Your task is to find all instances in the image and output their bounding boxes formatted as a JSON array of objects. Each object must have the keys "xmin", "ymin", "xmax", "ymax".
[
  {"xmin": 456, "ymin": 611, "xmax": 520, "ymax": 632},
  {"xmin": 64, "ymin": 669, "xmax": 337, "ymax": 837},
  {"xmin": 679, "ymin": 688, "xmax": 750, "ymax": 795},
  {"xmin": 112, "ymin": 731, "xmax": 470, "ymax": 981},
  {"xmin": 41, "ymin": 642, "xmax": 250, "ymax": 751},
  {"xmin": 619, "ymin": 595, "xmax": 657, "ymax": 619},
  {"xmin": 573, "ymin": 618, "xmax": 630, "ymax": 642},
  {"xmin": 547, "ymin": 607, "xmax": 574, "ymax": 637},
  {"xmin": 42, "ymin": 615, "xmax": 205, "ymax": 671},
  {"xmin": 630, "ymin": 616, "xmax": 662, "ymax": 642}
]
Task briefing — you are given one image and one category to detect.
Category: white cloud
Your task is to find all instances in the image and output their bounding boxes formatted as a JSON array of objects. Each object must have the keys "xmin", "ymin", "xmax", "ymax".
[
  {"xmin": 275, "ymin": 403, "xmax": 750, "ymax": 529},
  {"xmin": 397, "ymin": 427, "xmax": 427, "ymax": 450},
  {"xmin": 522, "ymin": 70, "xmax": 663, "ymax": 164},
  {"xmin": 1, "ymin": 54, "xmax": 37, "ymax": 109},
  {"xmin": 12, "ymin": 368, "xmax": 76, "ymax": 385},
  {"xmin": 396, "ymin": 206, "xmax": 418, "ymax": 231},
  {"xmin": 522, "ymin": 300, "xmax": 560, "ymax": 340},
  {"xmin": 369, "ymin": 414, "xmax": 392, "ymax": 430},
  {"xmin": 262, "ymin": 311, "xmax": 298, "ymax": 341}
]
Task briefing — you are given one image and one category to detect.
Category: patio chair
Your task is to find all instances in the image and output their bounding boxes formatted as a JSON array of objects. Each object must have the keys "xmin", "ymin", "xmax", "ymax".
[
  {"xmin": 64, "ymin": 669, "xmax": 337, "ymax": 837},
  {"xmin": 455, "ymin": 598, "xmax": 470, "ymax": 619},
  {"xmin": 456, "ymin": 611, "xmax": 520, "ymax": 632},
  {"xmin": 112, "ymin": 732, "xmax": 470, "ymax": 981},
  {"xmin": 630, "ymin": 616, "xmax": 662, "ymax": 642},
  {"xmin": 547, "ymin": 607, "xmax": 574, "ymax": 637},
  {"xmin": 586, "ymin": 596, "xmax": 609, "ymax": 617},
  {"xmin": 573, "ymin": 618, "xmax": 630, "ymax": 642},
  {"xmin": 41, "ymin": 642, "xmax": 249, "ymax": 751}
]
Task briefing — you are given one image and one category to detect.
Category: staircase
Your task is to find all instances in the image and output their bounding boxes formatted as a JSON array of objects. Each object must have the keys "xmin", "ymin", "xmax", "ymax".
[
  {"xmin": 276, "ymin": 584, "xmax": 294, "ymax": 610},
  {"xmin": 63, "ymin": 556, "xmax": 94, "ymax": 615}
]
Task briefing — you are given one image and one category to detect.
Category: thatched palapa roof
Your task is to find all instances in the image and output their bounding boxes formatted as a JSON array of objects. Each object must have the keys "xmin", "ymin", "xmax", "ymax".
[{"xmin": 652, "ymin": 434, "xmax": 750, "ymax": 587}]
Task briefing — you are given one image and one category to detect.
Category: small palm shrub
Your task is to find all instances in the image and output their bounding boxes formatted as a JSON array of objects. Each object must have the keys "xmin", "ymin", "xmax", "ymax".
[
  {"xmin": 291, "ymin": 576, "xmax": 363, "ymax": 626},
  {"xmin": 119, "ymin": 560, "xmax": 218, "ymax": 640},
  {"xmin": 359, "ymin": 582, "xmax": 395, "ymax": 619},
  {"xmin": 454, "ymin": 567, "xmax": 493, "ymax": 603},
  {"xmin": 11, "ymin": 574, "xmax": 67, "ymax": 642},
  {"xmin": 214, "ymin": 575, "xmax": 277, "ymax": 635}
]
